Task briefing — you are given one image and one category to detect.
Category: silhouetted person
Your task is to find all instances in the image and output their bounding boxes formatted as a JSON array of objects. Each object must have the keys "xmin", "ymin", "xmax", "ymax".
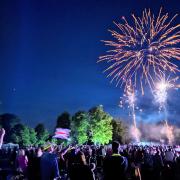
[
  {"xmin": 69, "ymin": 151, "xmax": 95, "ymax": 180},
  {"xmin": 40, "ymin": 144, "xmax": 60, "ymax": 180},
  {"xmin": 29, "ymin": 147, "xmax": 42, "ymax": 180},
  {"xmin": 103, "ymin": 141, "xmax": 128, "ymax": 180}
]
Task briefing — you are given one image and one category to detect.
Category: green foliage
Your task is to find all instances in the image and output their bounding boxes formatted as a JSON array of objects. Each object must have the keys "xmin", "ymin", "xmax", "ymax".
[
  {"xmin": 89, "ymin": 105, "xmax": 113, "ymax": 145},
  {"xmin": 7, "ymin": 122, "xmax": 49, "ymax": 146},
  {"xmin": 71, "ymin": 111, "xmax": 89, "ymax": 144},
  {"xmin": 35, "ymin": 123, "xmax": 49, "ymax": 145},
  {"xmin": 29, "ymin": 128, "xmax": 37, "ymax": 145},
  {"xmin": 112, "ymin": 119, "xmax": 128, "ymax": 144},
  {"xmin": 10, "ymin": 124, "xmax": 24, "ymax": 144},
  {"xmin": 20, "ymin": 126, "xmax": 31, "ymax": 147},
  {"xmin": 50, "ymin": 138, "xmax": 58, "ymax": 145},
  {"xmin": 77, "ymin": 120, "xmax": 89, "ymax": 144},
  {"xmin": 71, "ymin": 106, "xmax": 113, "ymax": 145},
  {"xmin": 56, "ymin": 112, "xmax": 71, "ymax": 129},
  {"xmin": 0, "ymin": 106, "xmax": 131, "ymax": 146},
  {"xmin": 0, "ymin": 113, "xmax": 20, "ymax": 142},
  {"xmin": 10, "ymin": 124, "xmax": 32, "ymax": 147}
]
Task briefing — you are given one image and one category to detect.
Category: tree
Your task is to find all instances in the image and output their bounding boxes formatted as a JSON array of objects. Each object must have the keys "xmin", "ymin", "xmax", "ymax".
[
  {"xmin": 10, "ymin": 124, "xmax": 31, "ymax": 147},
  {"xmin": 0, "ymin": 113, "xmax": 20, "ymax": 142},
  {"xmin": 35, "ymin": 123, "xmax": 49, "ymax": 145},
  {"xmin": 50, "ymin": 137, "xmax": 58, "ymax": 145},
  {"xmin": 20, "ymin": 126, "xmax": 31, "ymax": 147},
  {"xmin": 10, "ymin": 123, "xmax": 24, "ymax": 144},
  {"xmin": 56, "ymin": 112, "xmax": 71, "ymax": 129},
  {"xmin": 89, "ymin": 105, "xmax": 113, "ymax": 145},
  {"xmin": 71, "ymin": 111, "xmax": 89, "ymax": 144},
  {"xmin": 112, "ymin": 119, "xmax": 128, "ymax": 144},
  {"xmin": 29, "ymin": 128, "xmax": 37, "ymax": 145}
]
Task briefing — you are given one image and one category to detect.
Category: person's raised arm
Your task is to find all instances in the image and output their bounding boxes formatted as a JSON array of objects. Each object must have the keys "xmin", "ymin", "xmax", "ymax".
[
  {"xmin": 0, "ymin": 128, "xmax": 5, "ymax": 149},
  {"xmin": 60, "ymin": 145, "xmax": 72, "ymax": 161}
]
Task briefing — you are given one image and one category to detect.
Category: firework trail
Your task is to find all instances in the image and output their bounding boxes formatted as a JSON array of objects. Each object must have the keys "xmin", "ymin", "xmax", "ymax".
[
  {"xmin": 123, "ymin": 81, "xmax": 141, "ymax": 142},
  {"xmin": 99, "ymin": 8, "xmax": 180, "ymax": 94},
  {"xmin": 153, "ymin": 74, "xmax": 179, "ymax": 144}
]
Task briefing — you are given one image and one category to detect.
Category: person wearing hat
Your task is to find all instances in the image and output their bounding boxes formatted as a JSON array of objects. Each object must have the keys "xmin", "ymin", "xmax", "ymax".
[{"xmin": 40, "ymin": 143, "xmax": 60, "ymax": 180}]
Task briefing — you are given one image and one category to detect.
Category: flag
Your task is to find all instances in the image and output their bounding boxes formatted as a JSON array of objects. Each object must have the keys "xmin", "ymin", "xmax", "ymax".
[{"xmin": 53, "ymin": 128, "xmax": 71, "ymax": 140}]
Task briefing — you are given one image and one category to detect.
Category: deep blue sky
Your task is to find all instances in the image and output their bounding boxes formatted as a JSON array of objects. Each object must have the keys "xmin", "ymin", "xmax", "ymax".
[{"xmin": 0, "ymin": 0, "xmax": 179, "ymax": 129}]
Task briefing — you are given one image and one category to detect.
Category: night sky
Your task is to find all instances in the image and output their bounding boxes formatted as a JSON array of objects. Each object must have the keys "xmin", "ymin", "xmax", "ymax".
[{"xmin": 0, "ymin": 0, "xmax": 180, "ymax": 129}]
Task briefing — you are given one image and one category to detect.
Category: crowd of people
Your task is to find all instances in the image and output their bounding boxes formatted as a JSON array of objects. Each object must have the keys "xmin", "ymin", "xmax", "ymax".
[{"xmin": 0, "ymin": 128, "xmax": 180, "ymax": 180}]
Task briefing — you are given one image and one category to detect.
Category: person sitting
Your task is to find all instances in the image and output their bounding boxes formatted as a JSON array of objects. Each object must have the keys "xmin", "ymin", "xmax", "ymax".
[{"xmin": 103, "ymin": 141, "xmax": 128, "ymax": 180}]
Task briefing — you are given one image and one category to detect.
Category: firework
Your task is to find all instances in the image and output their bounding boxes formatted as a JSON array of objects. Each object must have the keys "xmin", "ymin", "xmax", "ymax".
[
  {"xmin": 153, "ymin": 74, "xmax": 179, "ymax": 144},
  {"xmin": 99, "ymin": 8, "xmax": 180, "ymax": 94},
  {"xmin": 125, "ymin": 81, "xmax": 140, "ymax": 142},
  {"xmin": 165, "ymin": 121, "xmax": 174, "ymax": 144},
  {"xmin": 119, "ymin": 81, "xmax": 142, "ymax": 142},
  {"xmin": 154, "ymin": 74, "xmax": 179, "ymax": 111}
]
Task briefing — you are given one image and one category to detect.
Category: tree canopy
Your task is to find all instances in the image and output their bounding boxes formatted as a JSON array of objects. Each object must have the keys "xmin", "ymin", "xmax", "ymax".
[
  {"xmin": 2, "ymin": 106, "xmax": 166, "ymax": 146},
  {"xmin": 112, "ymin": 119, "xmax": 128, "ymax": 144},
  {"xmin": 56, "ymin": 112, "xmax": 71, "ymax": 129},
  {"xmin": 0, "ymin": 113, "xmax": 20, "ymax": 142},
  {"xmin": 89, "ymin": 105, "xmax": 113, "ymax": 145},
  {"xmin": 71, "ymin": 111, "xmax": 89, "ymax": 144},
  {"xmin": 10, "ymin": 124, "xmax": 34, "ymax": 147},
  {"xmin": 35, "ymin": 123, "xmax": 49, "ymax": 145}
]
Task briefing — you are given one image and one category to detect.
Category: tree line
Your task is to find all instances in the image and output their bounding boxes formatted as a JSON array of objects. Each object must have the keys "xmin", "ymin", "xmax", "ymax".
[{"xmin": 0, "ymin": 105, "xmax": 128, "ymax": 147}]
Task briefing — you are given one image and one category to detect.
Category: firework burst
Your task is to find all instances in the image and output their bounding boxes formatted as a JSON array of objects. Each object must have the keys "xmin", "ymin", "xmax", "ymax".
[
  {"xmin": 99, "ymin": 8, "xmax": 180, "ymax": 94},
  {"xmin": 153, "ymin": 73, "xmax": 179, "ymax": 111},
  {"xmin": 153, "ymin": 73, "xmax": 179, "ymax": 144}
]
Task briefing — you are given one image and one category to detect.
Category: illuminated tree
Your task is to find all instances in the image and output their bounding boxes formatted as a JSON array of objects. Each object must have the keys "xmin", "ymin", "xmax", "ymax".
[
  {"xmin": 29, "ymin": 128, "xmax": 37, "ymax": 145},
  {"xmin": 20, "ymin": 126, "xmax": 31, "ymax": 147},
  {"xmin": 89, "ymin": 105, "xmax": 113, "ymax": 145},
  {"xmin": 71, "ymin": 111, "xmax": 89, "ymax": 144},
  {"xmin": 10, "ymin": 124, "xmax": 31, "ymax": 147}
]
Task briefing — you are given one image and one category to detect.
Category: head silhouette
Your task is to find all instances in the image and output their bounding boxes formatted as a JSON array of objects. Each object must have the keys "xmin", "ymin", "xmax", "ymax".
[{"xmin": 112, "ymin": 141, "xmax": 120, "ymax": 154}]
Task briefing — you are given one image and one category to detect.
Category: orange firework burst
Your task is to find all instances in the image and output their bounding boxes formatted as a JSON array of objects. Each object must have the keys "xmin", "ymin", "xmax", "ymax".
[{"xmin": 98, "ymin": 8, "xmax": 180, "ymax": 94}]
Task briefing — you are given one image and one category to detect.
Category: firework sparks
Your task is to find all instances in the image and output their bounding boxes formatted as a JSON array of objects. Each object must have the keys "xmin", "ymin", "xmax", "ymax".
[
  {"xmin": 165, "ymin": 121, "xmax": 174, "ymax": 145},
  {"xmin": 99, "ymin": 8, "xmax": 180, "ymax": 94},
  {"xmin": 124, "ymin": 82, "xmax": 141, "ymax": 142},
  {"xmin": 153, "ymin": 74, "xmax": 179, "ymax": 144},
  {"xmin": 154, "ymin": 74, "xmax": 179, "ymax": 111}
]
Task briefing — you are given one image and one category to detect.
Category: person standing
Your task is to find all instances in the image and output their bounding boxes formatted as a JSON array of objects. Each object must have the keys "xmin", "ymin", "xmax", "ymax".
[
  {"xmin": 40, "ymin": 143, "xmax": 60, "ymax": 180},
  {"xmin": 16, "ymin": 149, "xmax": 28, "ymax": 175},
  {"xmin": 69, "ymin": 151, "xmax": 95, "ymax": 180},
  {"xmin": 103, "ymin": 141, "xmax": 128, "ymax": 180}
]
